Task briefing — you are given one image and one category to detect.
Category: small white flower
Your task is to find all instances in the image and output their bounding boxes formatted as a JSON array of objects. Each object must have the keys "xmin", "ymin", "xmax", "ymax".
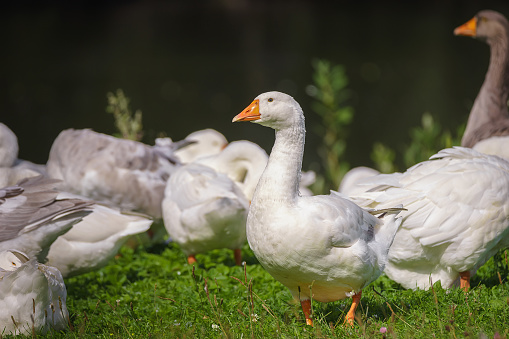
[{"xmin": 212, "ymin": 324, "xmax": 220, "ymax": 330}]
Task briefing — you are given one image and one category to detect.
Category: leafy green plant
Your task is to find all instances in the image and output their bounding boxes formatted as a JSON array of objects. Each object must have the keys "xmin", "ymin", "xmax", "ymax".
[
  {"xmin": 371, "ymin": 112, "xmax": 465, "ymax": 173},
  {"xmin": 307, "ymin": 59, "xmax": 354, "ymax": 193},
  {"xmin": 106, "ymin": 89, "xmax": 144, "ymax": 141}
]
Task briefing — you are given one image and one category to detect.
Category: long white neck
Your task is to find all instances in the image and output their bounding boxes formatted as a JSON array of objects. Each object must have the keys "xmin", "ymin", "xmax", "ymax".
[
  {"xmin": 462, "ymin": 32, "xmax": 509, "ymax": 147},
  {"xmin": 252, "ymin": 114, "xmax": 305, "ymax": 205}
]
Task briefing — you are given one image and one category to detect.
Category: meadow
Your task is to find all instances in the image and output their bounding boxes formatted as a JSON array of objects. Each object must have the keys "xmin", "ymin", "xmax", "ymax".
[{"xmin": 23, "ymin": 232, "xmax": 509, "ymax": 338}]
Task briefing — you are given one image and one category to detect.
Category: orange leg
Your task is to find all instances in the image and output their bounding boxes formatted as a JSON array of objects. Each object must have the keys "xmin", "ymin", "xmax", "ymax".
[
  {"xmin": 345, "ymin": 291, "xmax": 362, "ymax": 326},
  {"xmin": 233, "ymin": 249, "xmax": 242, "ymax": 266},
  {"xmin": 460, "ymin": 271, "xmax": 470, "ymax": 292},
  {"xmin": 300, "ymin": 299, "xmax": 313, "ymax": 326},
  {"xmin": 187, "ymin": 255, "xmax": 197, "ymax": 265}
]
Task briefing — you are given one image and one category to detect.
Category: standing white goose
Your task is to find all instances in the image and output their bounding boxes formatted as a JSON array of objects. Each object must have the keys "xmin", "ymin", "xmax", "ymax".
[
  {"xmin": 0, "ymin": 249, "xmax": 69, "ymax": 335},
  {"xmin": 455, "ymin": 10, "xmax": 509, "ymax": 159},
  {"xmin": 162, "ymin": 141, "xmax": 267, "ymax": 265},
  {"xmin": 0, "ymin": 175, "xmax": 92, "ymax": 262},
  {"xmin": 232, "ymin": 91, "xmax": 402, "ymax": 326},
  {"xmin": 46, "ymin": 128, "xmax": 190, "ymax": 218},
  {"xmin": 350, "ymin": 147, "xmax": 509, "ymax": 290}
]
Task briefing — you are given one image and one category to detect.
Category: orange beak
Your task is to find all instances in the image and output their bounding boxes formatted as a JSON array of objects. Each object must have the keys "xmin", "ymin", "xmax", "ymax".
[
  {"xmin": 454, "ymin": 17, "xmax": 477, "ymax": 36},
  {"xmin": 232, "ymin": 99, "xmax": 261, "ymax": 122}
]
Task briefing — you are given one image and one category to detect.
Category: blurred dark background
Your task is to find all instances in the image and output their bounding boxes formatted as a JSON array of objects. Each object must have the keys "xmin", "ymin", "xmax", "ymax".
[{"xmin": 2, "ymin": 0, "xmax": 509, "ymax": 173}]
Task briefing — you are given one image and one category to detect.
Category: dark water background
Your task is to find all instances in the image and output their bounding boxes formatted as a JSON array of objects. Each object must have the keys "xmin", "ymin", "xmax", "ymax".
[{"xmin": 2, "ymin": 0, "xmax": 509, "ymax": 175}]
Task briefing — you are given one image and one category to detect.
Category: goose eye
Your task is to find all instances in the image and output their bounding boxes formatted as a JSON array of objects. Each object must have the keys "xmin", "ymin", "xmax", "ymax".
[
  {"xmin": 268, "ymin": 98, "xmax": 273, "ymax": 102},
  {"xmin": 11, "ymin": 262, "xmax": 16, "ymax": 266}
]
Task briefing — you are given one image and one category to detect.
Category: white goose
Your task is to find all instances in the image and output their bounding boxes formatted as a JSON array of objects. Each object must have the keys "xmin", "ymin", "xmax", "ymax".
[
  {"xmin": 455, "ymin": 10, "xmax": 509, "ymax": 159},
  {"xmin": 232, "ymin": 91, "xmax": 403, "ymax": 326},
  {"xmin": 350, "ymin": 147, "xmax": 509, "ymax": 290},
  {"xmin": 46, "ymin": 128, "xmax": 190, "ymax": 218},
  {"xmin": 0, "ymin": 249, "xmax": 69, "ymax": 335},
  {"xmin": 46, "ymin": 193, "xmax": 153, "ymax": 277},
  {"xmin": 162, "ymin": 141, "xmax": 267, "ymax": 265},
  {"xmin": 0, "ymin": 175, "xmax": 92, "ymax": 262},
  {"xmin": 0, "ymin": 167, "xmax": 153, "ymax": 277},
  {"xmin": 174, "ymin": 128, "xmax": 229, "ymax": 163}
]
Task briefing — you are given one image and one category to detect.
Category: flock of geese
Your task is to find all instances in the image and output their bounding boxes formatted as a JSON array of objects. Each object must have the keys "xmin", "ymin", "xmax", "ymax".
[{"xmin": 0, "ymin": 9, "xmax": 509, "ymax": 334}]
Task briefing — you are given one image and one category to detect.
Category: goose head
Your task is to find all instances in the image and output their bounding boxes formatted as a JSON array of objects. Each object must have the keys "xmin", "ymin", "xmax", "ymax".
[
  {"xmin": 233, "ymin": 91, "xmax": 303, "ymax": 131},
  {"xmin": 454, "ymin": 10, "xmax": 509, "ymax": 44},
  {"xmin": 0, "ymin": 250, "xmax": 29, "ymax": 272}
]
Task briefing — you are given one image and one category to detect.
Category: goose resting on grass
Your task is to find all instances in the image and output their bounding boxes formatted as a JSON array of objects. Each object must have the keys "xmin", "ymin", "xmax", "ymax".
[
  {"xmin": 46, "ymin": 128, "xmax": 192, "ymax": 218},
  {"xmin": 232, "ymin": 91, "xmax": 403, "ymax": 326},
  {"xmin": 455, "ymin": 10, "xmax": 509, "ymax": 159},
  {"xmin": 0, "ymin": 175, "xmax": 92, "ymax": 262},
  {"xmin": 0, "ymin": 249, "xmax": 69, "ymax": 335},
  {"xmin": 349, "ymin": 147, "xmax": 509, "ymax": 291},
  {"xmin": 0, "ymin": 167, "xmax": 153, "ymax": 277},
  {"xmin": 46, "ymin": 193, "xmax": 153, "ymax": 277}
]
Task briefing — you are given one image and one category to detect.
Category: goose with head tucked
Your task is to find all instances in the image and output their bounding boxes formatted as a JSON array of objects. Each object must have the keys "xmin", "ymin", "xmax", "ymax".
[
  {"xmin": 232, "ymin": 91, "xmax": 403, "ymax": 326},
  {"xmin": 174, "ymin": 128, "xmax": 229, "ymax": 163},
  {"xmin": 0, "ymin": 249, "xmax": 69, "ymax": 335},
  {"xmin": 455, "ymin": 10, "xmax": 509, "ymax": 159},
  {"xmin": 162, "ymin": 140, "xmax": 267, "ymax": 265}
]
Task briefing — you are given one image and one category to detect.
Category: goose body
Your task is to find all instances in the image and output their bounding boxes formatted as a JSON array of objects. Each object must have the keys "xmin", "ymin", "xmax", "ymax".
[
  {"xmin": 0, "ymin": 175, "xmax": 92, "ymax": 262},
  {"xmin": 0, "ymin": 249, "xmax": 69, "ymax": 335},
  {"xmin": 233, "ymin": 91, "xmax": 402, "ymax": 325},
  {"xmin": 455, "ymin": 10, "xmax": 509, "ymax": 158},
  {"xmin": 0, "ymin": 167, "xmax": 153, "ymax": 277},
  {"xmin": 162, "ymin": 162, "xmax": 249, "ymax": 264},
  {"xmin": 350, "ymin": 147, "xmax": 509, "ymax": 290},
  {"xmin": 339, "ymin": 166, "xmax": 380, "ymax": 196},
  {"xmin": 46, "ymin": 128, "xmax": 185, "ymax": 218},
  {"xmin": 46, "ymin": 192, "xmax": 153, "ymax": 277}
]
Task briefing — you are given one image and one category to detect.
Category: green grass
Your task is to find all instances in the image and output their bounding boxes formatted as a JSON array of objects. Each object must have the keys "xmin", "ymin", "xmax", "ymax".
[{"xmin": 22, "ymin": 235, "xmax": 509, "ymax": 338}]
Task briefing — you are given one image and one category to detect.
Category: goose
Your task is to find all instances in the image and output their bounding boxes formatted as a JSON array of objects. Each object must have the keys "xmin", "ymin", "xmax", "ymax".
[
  {"xmin": 46, "ymin": 192, "xmax": 153, "ymax": 277},
  {"xmin": 0, "ymin": 175, "xmax": 92, "ymax": 262},
  {"xmin": 162, "ymin": 162, "xmax": 249, "ymax": 265},
  {"xmin": 349, "ymin": 147, "xmax": 509, "ymax": 291},
  {"xmin": 163, "ymin": 141, "xmax": 264, "ymax": 265},
  {"xmin": 0, "ymin": 249, "xmax": 69, "ymax": 335},
  {"xmin": 174, "ymin": 128, "xmax": 228, "ymax": 163},
  {"xmin": 0, "ymin": 167, "xmax": 153, "ymax": 277},
  {"xmin": 232, "ymin": 91, "xmax": 403, "ymax": 326},
  {"xmin": 455, "ymin": 10, "xmax": 509, "ymax": 159},
  {"xmin": 46, "ymin": 128, "xmax": 191, "ymax": 218}
]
